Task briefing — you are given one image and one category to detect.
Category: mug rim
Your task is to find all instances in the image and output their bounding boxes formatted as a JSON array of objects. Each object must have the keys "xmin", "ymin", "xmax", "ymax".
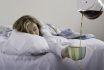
[{"xmin": 68, "ymin": 46, "xmax": 86, "ymax": 48}]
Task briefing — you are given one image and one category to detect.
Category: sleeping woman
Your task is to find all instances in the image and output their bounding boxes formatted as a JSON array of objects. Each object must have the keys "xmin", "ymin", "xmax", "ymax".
[{"xmin": 0, "ymin": 15, "xmax": 69, "ymax": 59}]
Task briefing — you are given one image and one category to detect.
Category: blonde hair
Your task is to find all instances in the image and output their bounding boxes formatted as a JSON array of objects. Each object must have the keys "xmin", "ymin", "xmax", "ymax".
[{"xmin": 13, "ymin": 15, "xmax": 42, "ymax": 36}]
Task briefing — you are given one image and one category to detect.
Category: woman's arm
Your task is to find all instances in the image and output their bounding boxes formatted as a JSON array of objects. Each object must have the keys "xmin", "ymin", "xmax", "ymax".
[
  {"xmin": 44, "ymin": 36, "xmax": 70, "ymax": 59},
  {"xmin": 41, "ymin": 26, "xmax": 70, "ymax": 58}
]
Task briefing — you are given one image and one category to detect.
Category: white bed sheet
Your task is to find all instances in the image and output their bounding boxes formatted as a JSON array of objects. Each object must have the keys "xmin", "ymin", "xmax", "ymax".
[
  {"xmin": 0, "ymin": 37, "xmax": 104, "ymax": 70},
  {"xmin": 0, "ymin": 52, "xmax": 62, "ymax": 70}
]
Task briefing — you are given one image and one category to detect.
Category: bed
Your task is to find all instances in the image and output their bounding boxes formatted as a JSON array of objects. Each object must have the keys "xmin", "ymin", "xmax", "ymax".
[{"xmin": 0, "ymin": 25, "xmax": 104, "ymax": 70}]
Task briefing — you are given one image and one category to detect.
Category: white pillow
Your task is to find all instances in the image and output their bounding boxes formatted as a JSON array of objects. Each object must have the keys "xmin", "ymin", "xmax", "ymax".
[
  {"xmin": 27, "ymin": 35, "xmax": 50, "ymax": 54},
  {"xmin": 1, "ymin": 30, "xmax": 49, "ymax": 56}
]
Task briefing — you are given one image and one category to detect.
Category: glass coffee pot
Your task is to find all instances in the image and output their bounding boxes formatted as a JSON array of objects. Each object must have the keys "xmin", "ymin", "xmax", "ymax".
[{"xmin": 78, "ymin": 0, "xmax": 104, "ymax": 19}]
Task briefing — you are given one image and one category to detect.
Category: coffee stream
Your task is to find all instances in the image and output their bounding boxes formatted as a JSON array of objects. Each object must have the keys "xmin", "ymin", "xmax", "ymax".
[{"xmin": 80, "ymin": 13, "xmax": 84, "ymax": 47}]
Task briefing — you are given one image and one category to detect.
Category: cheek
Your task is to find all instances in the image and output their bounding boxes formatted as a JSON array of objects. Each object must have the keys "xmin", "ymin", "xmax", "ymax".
[
  {"xmin": 36, "ymin": 30, "xmax": 39, "ymax": 35},
  {"xmin": 33, "ymin": 29, "xmax": 39, "ymax": 35}
]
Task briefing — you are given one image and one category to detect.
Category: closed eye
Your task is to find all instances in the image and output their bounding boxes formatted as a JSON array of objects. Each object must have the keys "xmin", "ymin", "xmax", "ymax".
[{"xmin": 33, "ymin": 28, "xmax": 37, "ymax": 31}]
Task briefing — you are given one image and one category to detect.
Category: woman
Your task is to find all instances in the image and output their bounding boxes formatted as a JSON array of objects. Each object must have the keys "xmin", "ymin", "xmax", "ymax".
[{"xmin": 1, "ymin": 15, "xmax": 69, "ymax": 58}]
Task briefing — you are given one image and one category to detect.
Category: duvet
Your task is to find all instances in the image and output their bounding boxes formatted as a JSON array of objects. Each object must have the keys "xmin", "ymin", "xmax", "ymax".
[
  {"xmin": 0, "ymin": 38, "xmax": 104, "ymax": 70},
  {"xmin": 0, "ymin": 52, "xmax": 65, "ymax": 70}
]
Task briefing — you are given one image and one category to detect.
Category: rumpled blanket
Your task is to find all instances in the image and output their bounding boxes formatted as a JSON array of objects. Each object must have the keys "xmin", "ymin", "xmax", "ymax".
[{"xmin": 57, "ymin": 28, "xmax": 95, "ymax": 40}]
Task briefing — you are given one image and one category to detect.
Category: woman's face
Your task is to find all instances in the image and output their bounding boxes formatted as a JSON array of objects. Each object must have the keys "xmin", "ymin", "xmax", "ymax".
[{"xmin": 27, "ymin": 23, "xmax": 39, "ymax": 35}]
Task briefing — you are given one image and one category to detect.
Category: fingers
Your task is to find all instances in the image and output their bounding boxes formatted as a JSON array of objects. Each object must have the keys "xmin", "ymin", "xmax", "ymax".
[{"xmin": 61, "ymin": 47, "xmax": 70, "ymax": 58}]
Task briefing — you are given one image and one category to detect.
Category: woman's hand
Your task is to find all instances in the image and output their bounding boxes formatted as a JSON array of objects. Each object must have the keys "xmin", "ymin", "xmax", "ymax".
[{"xmin": 61, "ymin": 47, "xmax": 70, "ymax": 58}]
